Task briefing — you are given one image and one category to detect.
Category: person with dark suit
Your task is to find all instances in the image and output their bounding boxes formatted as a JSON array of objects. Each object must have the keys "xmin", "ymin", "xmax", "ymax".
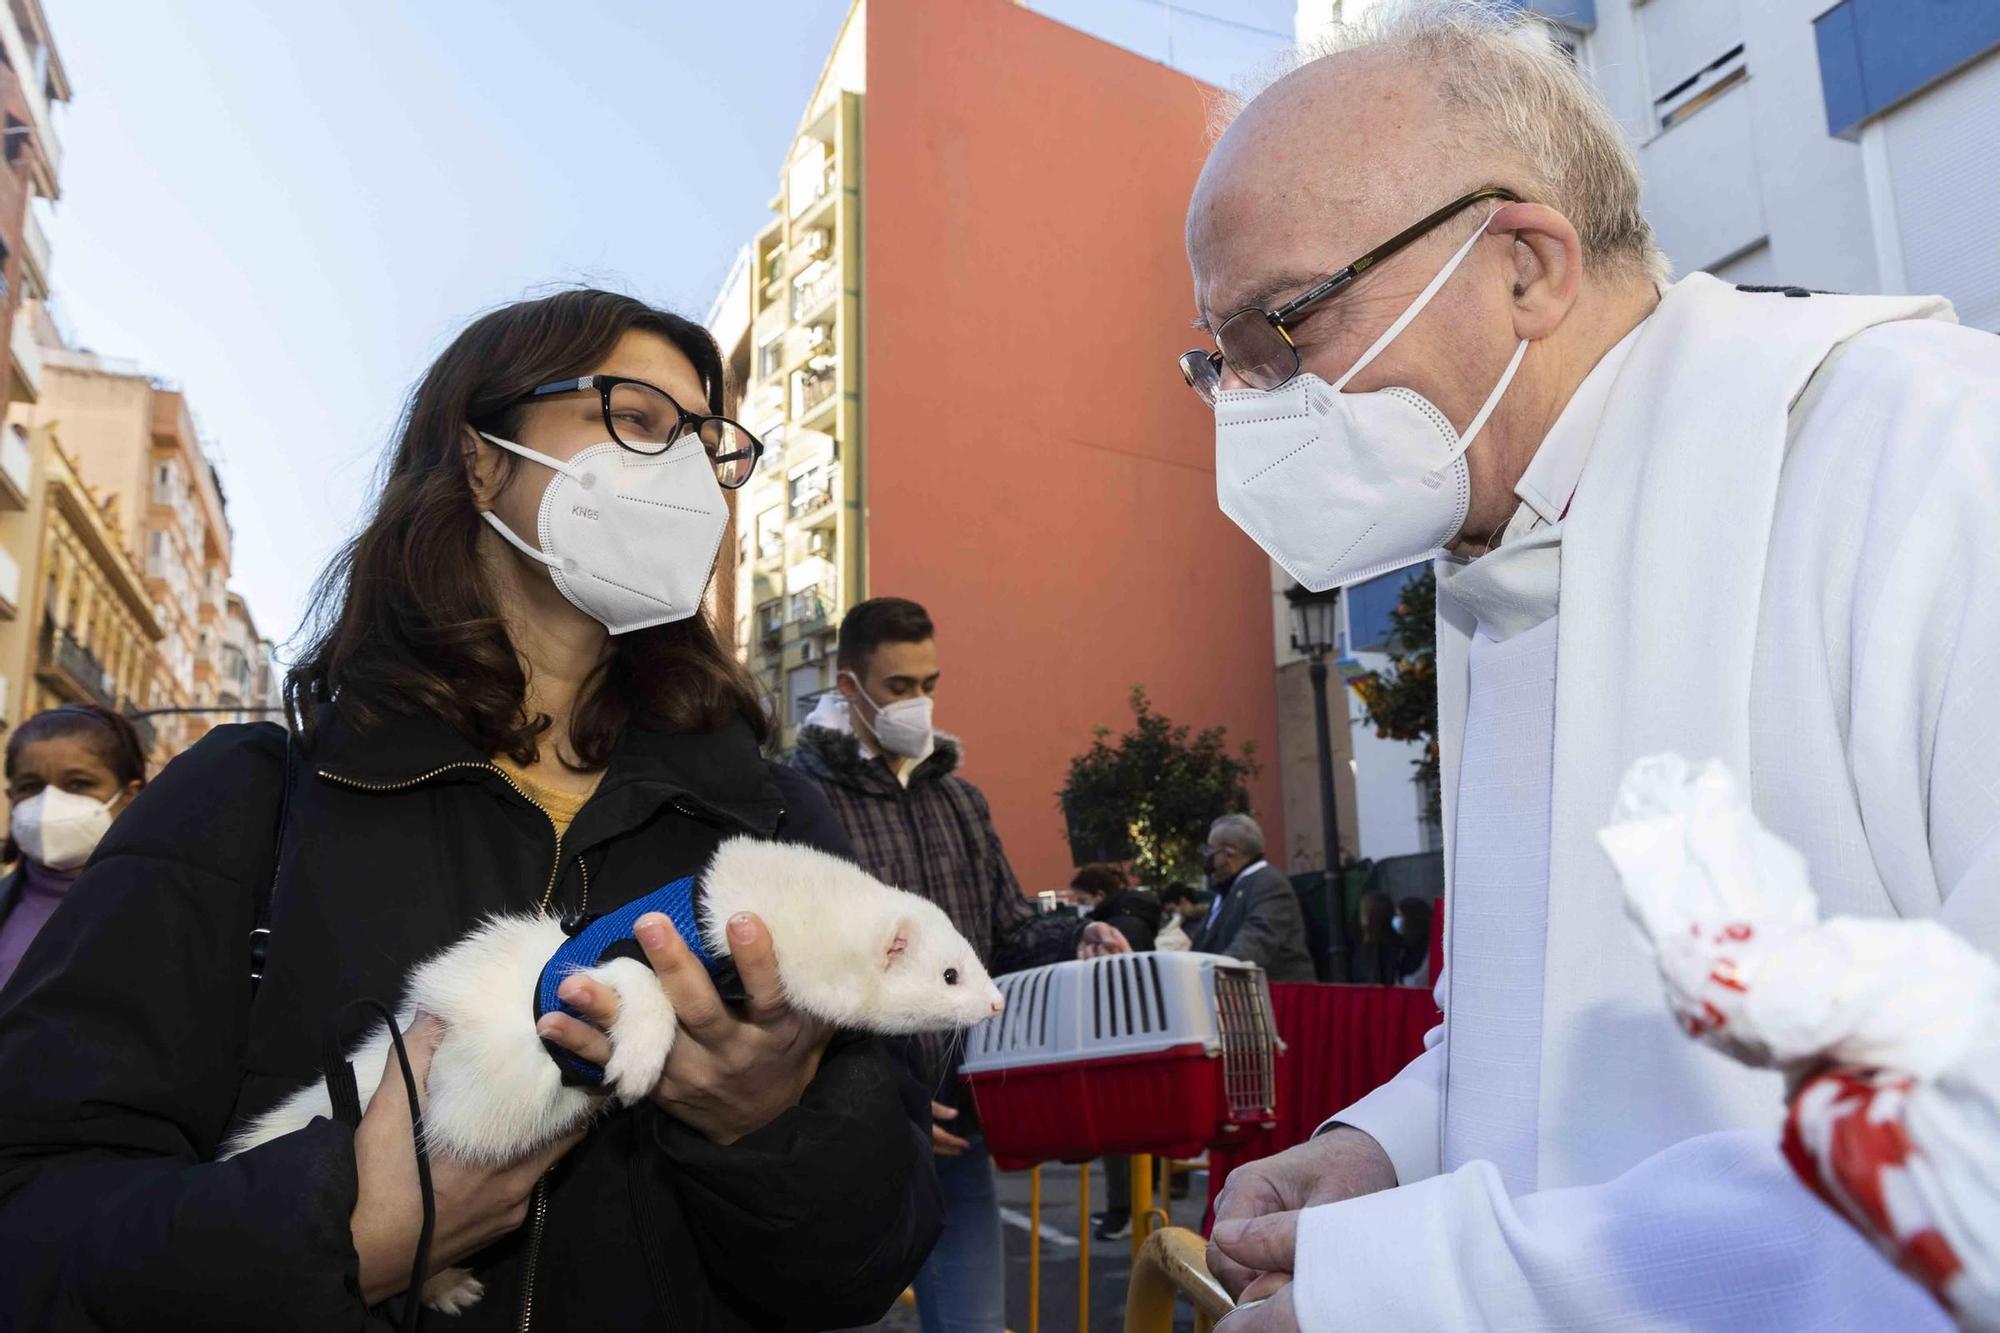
[{"xmin": 1192, "ymin": 813, "xmax": 1317, "ymax": 982}]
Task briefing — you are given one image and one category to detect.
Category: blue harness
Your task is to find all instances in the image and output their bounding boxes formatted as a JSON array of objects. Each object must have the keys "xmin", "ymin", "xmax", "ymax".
[{"xmin": 534, "ymin": 875, "xmax": 717, "ymax": 1086}]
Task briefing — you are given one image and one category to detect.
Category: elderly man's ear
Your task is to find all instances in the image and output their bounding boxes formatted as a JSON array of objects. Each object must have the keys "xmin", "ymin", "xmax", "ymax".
[{"xmin": 1492, "ymin": 202, "xmax": 1585, "ymax": 343}]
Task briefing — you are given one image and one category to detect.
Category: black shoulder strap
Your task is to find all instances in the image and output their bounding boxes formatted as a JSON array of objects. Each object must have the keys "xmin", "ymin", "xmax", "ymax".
[{"xmin": 249, "ymin": 727, "xmax": 296, "ymax": 994}]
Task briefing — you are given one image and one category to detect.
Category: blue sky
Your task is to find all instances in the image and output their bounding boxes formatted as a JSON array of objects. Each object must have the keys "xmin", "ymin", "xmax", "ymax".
[{"xmin": 46, "ymin": 0, "xmax": 1291, "ymax": 649}]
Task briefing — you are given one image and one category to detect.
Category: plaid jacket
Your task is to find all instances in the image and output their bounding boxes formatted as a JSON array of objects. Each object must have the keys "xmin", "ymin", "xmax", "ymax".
[{"xmin": 790, "ymin": 725, "xmax": 1083, "ymax": 1109}]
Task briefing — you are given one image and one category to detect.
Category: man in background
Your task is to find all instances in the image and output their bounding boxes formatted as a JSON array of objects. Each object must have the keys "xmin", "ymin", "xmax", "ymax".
[
  {"xmin": 792, "ymin": 596, "xmax": 1128, "ymax": 1333},
  {"xmin": 1192, "ymin": 814, "xmax": 1317, "ymax": 982},
  {"xmin": 1155, "ymin": 883, "xmax": 1203, "ymax": 952}
]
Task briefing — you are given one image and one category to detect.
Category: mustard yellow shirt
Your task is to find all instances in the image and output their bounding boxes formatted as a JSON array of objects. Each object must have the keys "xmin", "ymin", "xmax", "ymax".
[{"xmin": 491, "ymin": 756, "xmax": 602, "ymax": 838}]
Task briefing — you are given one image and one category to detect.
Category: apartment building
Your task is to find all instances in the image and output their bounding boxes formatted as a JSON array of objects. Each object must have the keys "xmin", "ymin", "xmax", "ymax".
[
  {"xmin": 710, "ymin": 0, "xmax": 1287, "ymax": 889},
  {"xmin": 23, "ymin": 351, "xmax": 235, "ymax": 760}
]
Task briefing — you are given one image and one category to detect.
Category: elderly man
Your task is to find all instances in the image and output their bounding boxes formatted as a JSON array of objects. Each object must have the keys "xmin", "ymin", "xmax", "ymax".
[
  {"xmin": 1194, "ymin": 814, "xmax": 1317, "ymax": 982},
  {"xmin": 1186, "ymin": 3, "xmax": 2000, "ymax": 1330}
]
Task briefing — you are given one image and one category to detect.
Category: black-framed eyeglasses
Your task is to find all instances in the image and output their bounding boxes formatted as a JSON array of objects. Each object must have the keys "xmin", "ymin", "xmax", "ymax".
[
  {"xmin": 1180, "ymin": 186, "xmax": 1522, "ymax": 405},
  {"xmin": 519, "ymin": 375, "xmax": 765, "ymax": 488}
]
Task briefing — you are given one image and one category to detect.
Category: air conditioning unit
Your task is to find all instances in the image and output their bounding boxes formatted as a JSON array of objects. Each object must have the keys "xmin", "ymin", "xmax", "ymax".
[{"xmin": 799, "ymin": 639, "xmax": 818, "ymax": 663}]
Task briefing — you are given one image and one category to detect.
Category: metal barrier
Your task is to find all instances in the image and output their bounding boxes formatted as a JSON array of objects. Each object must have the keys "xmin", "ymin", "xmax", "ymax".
[
  {"xmin": 1123, "ymin": 1226, "xmax": 1233, "ymax": 1332},
  {"xmin": 1016, "ymin": 1156, "xmax": 1233, "ymax": 1332}
]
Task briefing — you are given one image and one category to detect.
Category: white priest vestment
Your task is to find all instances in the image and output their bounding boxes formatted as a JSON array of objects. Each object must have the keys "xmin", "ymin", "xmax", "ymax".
[{"xmin": 1292, "ymin": 274, "xmax": 2000, "ymax": 1329}]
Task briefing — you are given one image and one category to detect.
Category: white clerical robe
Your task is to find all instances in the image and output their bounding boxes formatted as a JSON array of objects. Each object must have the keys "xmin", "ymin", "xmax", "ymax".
[{"xmin": 1293, "ymin": 275, "xmax": 2000, "ymax": 1329}]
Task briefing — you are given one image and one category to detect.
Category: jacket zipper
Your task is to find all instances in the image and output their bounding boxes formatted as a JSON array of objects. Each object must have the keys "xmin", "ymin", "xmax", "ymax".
[
  {"xmin": 320, "ymin": 760, "xmax": 587, "ymax": 1333},
  {"xmin": 317, "ymin": 761, "xmax": 573, "ymax": 914},
  {"xmin": 516, "ymin": 1177, "xmax": 550, "ymax": 1333}
]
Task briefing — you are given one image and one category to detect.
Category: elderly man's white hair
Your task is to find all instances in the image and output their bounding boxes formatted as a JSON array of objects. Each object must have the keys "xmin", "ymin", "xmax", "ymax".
[
  {"xmin": 1217, "ymin": 0, "xmax": 1670, "ymax": 288},
  {"xmin": 1209, "ymin": 812, "xmax": 1265, "ymax": 860}
]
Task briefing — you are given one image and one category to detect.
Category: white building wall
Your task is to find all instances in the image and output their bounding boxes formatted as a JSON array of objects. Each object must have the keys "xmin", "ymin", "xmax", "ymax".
[
  {"xmin": 1582, "ymin": 0, "xmax": 1883, "ymax": 291},
  {"xmin": 1864, "ymin": 51, "xmax": 2000, "ymax": 331}
]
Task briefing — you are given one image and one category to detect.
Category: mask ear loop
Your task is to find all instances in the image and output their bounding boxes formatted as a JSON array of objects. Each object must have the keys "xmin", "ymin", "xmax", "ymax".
[
  {"xmin": 1330, "ymin": 208, "xmax": 1503, "ymax": 394},
  {"xmin": 474, "ymin": 431, "xmax": 577, "ymax": 574},
  {"xmin": 480, "ymin": 510, "xmax": 573, "ymax": 574},
  {"xmin": 1424, "ymin": 336, "xmax": 1530, "ymax": 489}
]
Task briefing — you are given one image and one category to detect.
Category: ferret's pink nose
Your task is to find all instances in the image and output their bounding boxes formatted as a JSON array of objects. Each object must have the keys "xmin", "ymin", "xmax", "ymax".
[{"xmin": 986, "ymin": 987, "xmax": 1005, "ymax": 1015}]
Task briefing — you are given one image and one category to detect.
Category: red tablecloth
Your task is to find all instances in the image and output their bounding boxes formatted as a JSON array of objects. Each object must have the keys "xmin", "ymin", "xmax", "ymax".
[{"xmin": 1206, "ymin": 981, "xmax": 1438, "ymax": 1224}]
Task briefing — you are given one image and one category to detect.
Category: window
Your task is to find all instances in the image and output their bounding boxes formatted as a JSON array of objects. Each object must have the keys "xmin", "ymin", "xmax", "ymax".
[
  {"xmin": 1640, "ymin": 0, "xmax": 1747, "ymax": 132},
  {"xmin": 756, "ymin": 507, "xmax": 784, "ymax": 560},
  {"xmin": 786, "ymin": 138, "xmax": 832, "ymax": 219},
  {"xmin": 1655, "ymin": 44, "xmax": 1747, "ymax": 130},
  {"xmin": 788, "ymin": 585, "xmax": 823, "ymax": 624},
  {"xmin": 787, "ymin": 664, "xmax": 823, "ymax": 726},
  {"xmin": 153, "ymin": 462, "xmax": 178, "ymax": 506},
  {"xmin": 757, "ymin": 599, "xmax": 784, "ymax": 641},
  {"xmin": 788, "ymin": 466, "xmax": 833, "ymax": 518},
  {"xmin": 1548, "ymin": 22, "xmax": 1587, "ymax": 70}
]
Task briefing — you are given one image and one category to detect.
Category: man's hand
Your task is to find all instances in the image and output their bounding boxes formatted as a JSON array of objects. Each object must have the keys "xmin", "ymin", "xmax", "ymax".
[
  {"xmin": 351, "ymin": 1015, "xmax": 583, "ymax": 1305},
  {"xmin": 1077, "ymin": 922, "xmax": 1132, "ymax": 958},
  {"xmin": 1216, "ymin": 1283, "xmax": 1300, "ymax": 1332},
  {"xmin": 929, "ymin": 1101, "xmax": 970, "ymax": 1158},
  {"xmin": 1212, "ymin": 1211, "xmax": 1300, "ymax": 1304},
  {"xmin": 1207, "ymin": 1126, "xmax": 1396, "ymax": 1299},
  {"xmin": 537, "ymin": 911, "xmax": 833, "ymax": 1146}
]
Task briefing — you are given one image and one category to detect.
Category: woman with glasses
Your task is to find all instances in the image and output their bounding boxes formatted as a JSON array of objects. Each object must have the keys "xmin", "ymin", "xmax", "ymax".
[{"xmin": 0, "ymin": 289, "xmax": 940, "ymax": 1331}]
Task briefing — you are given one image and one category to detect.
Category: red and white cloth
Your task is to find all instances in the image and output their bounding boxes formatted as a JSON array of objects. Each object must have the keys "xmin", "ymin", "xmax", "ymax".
[{"xmin": 1601, "ymin": 755, "xmax": 2000, "ymax": 1330}]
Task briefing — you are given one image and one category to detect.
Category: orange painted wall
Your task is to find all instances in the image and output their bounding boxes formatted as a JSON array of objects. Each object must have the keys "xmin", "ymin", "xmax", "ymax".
[{"xmin": 863, "ymin": 0, "xmax": 1284, "ymax": 892}]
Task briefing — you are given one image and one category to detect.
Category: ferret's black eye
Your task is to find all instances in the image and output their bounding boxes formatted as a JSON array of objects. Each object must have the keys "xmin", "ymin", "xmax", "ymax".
[{"xmin": 944, "ymin": 968, "xmax": 960, "ymax": 986}]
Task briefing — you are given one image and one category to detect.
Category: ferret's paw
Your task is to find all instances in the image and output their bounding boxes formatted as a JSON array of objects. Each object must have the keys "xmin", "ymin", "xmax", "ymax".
[
  {"xmin": 593, "ymin": 957, "xmax": 677, "ymax": 1103},
  {"xmin": 422, "ymin": 1267, "xmax": 484, "ymax": 1313}
]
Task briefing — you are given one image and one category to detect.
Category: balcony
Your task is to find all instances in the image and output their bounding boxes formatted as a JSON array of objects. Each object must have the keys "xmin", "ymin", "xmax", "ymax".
[
  {"xmin": 10, "ymin": 303, "xmax": 43, "ymax": 402},
  {"xmin": 38, "ymin": 619, "xmax": 116, "ymax": 708},
  {"xmin": 788, "ymin": 589, "xmax": 830, "ymax": 633},
  {"xmin": 790, "ymin": 363, "xmax": 837, "ymax": 420},
  {"xmin": 786, "ymin": 153, "xmax": 836, "ymax": 222},
  {"xmin": 790, "ymin": 260, "xmax": 839, "ymax": 322},
  {"xmin": 788, "ymin": 227, "xmax": 831, "ymax": 273},
  {"xmin": 753, "ymin": 296, "xmax": 789, "ymax": 345},
  {"xmin": 21, "ymin": 209, "xmax": 49, "ymax": 296},
  {"xmin": 788, "ymin": 472, "xmax": 836, "ymax": 523},
  {"xmin": 0, "ymin": 32, "xmax": 61, "ymax": 191},
  {"xmin": 0, "ymin": 423, "xmax": 30, "ymax": 509}
]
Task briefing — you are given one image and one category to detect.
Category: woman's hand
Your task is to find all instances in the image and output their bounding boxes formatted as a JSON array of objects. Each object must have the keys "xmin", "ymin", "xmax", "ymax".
[
  {"xmin": 350, "ymin": 1016, "xmax": 583, "ymax": 1307},
  {"xmin": 538, "ymin": 911, "xmax": 834, "ymax": 1146},
  {"xmin": 1078, "ymin": 921, "xmax": 1133, "ymax": 958},
  {"xmin": 929, "ymin": 1101, "xmax": 971, "ymax": 1158}
]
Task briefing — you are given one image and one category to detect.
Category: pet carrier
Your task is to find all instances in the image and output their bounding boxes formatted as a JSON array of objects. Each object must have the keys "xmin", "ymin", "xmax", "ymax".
[{"xmin": 961, "ymin": 951, "xmax": 1281, "ymax": 1170}]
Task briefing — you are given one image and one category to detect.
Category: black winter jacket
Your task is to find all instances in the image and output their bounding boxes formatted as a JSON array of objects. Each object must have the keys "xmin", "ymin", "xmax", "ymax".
[
  {"xmin": 1089, "ymin": 888, "xmax": 1163, "ymax": 952},
  {"xmin": 0, "ymin": 707, "xmax": 941, "ymax": 1332}
]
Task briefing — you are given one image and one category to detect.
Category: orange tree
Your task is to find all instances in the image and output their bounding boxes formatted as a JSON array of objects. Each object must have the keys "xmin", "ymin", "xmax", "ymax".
[
  {"xmin": 1349, "ymin": 568, "xmax": 1441, "ymax": 819},
  {"xmin": 1059, "ymin": 686, "xmax": 1259, "ymax": 886}
]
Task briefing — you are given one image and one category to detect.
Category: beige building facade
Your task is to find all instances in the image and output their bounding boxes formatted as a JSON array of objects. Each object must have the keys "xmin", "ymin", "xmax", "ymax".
[
  {"xmin": 14, "ymin": 435, "xmax": 163, "ymax": 754},
  {"xmin": 22, "ymin": 351, "xmax": 236, "ymax": 759}
]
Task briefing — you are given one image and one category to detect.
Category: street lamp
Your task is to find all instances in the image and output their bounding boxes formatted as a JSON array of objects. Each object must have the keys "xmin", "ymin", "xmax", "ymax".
[{"xmin": 1287, "ymin": 583, "xmax": 1350, "ymax": 981}]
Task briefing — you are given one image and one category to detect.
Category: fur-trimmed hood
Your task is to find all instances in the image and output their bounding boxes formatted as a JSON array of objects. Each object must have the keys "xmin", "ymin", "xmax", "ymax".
[{"xmin": 792, "ymin": 723, "xmax": 963, "ymax": 794}]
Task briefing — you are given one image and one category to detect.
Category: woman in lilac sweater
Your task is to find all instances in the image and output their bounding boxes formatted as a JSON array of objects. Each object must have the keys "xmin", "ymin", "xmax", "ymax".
[{"xmin": 0, "ymin": 704, "xmax": 147, "ymax": 990}]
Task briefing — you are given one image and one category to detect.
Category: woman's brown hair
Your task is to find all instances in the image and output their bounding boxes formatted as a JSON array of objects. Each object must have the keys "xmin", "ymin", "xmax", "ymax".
[{"xmin": 286, "ymin": 289, "xmax": 768, "ymax": 764}]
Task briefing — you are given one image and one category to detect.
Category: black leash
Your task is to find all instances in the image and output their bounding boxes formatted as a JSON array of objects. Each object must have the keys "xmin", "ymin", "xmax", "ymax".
[{"xmin": 325, "ymin": 999, "xmax": 435, "ymax": 1333}]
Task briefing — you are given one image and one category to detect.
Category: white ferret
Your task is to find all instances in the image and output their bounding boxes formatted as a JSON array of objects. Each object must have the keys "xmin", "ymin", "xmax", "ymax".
[{"xmin": 225, "ymin": 836, "xmax": 1005, "ymax": 1314}]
